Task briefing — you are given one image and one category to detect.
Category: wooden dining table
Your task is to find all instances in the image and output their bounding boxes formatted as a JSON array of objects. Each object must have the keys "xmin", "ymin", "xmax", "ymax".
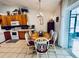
[{"xmin": 31, "ymin": 32, "xmax": 51, "ymax": 41}]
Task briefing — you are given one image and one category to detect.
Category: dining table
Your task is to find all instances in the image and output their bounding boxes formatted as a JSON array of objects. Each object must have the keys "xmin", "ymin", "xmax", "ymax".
[{"xmin": 31, "ymin": 32, "xmax": 51, "ymax": 41}]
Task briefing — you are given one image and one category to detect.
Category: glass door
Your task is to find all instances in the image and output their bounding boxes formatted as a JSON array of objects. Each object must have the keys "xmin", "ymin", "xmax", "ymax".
[
  {"xmin": 68, "ymin": 12, "xmax": 77, "ymax": 48},
  {"xmin": 76, "ymin": 15, "xmax": 79, "ymax": 37}
]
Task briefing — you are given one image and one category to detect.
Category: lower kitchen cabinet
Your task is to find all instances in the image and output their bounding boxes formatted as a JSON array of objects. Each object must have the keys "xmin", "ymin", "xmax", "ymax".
[
  {"xmin": 4, "ymin": 32, "xmax": 11, "ymax": 41},
  {"xmin": 18, "ymin": 31, "xmax": 26, "ymax": 40}
]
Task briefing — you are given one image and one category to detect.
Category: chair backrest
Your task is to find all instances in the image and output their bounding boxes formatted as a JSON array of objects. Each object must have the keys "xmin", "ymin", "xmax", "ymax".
[
  {"xmin": 25, "ymin": 32, "xmax": 29, "ymax": 44},
  {"xmin": 53, "ymin": 32, "xmax": 57, "ymax": 44},
  {"xmin": 50, "ymin": 30, "xmax": 54, "ymax": 36},
  {"xmin": 50, "ymin": 30, "xmax": 57, "ymax": 44},
  {"xmin": 35, "ymin": 38, "xmax": 49, "ymax": 53},
  {"xmin": 25, "ymin": 32, "xmax": 34, "ymax": 46}
]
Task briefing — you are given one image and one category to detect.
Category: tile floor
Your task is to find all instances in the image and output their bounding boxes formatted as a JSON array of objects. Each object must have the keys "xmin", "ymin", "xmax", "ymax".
[{"xmin": 0, "ymin": 40, "xmax": 73, "ymax": 58}]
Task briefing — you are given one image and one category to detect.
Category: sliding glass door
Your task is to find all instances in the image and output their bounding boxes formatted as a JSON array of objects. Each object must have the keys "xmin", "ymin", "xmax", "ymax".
[
  {"xmin": 76, "ymin": 15, "xmax": 79, "ymax": 37},
  {"xmin": 68, "ymin": 13, "xmax": 77, "ymax": 48},
  {"xmin": 68, "ymin": 7, "xmax": 79, "ymax": 48}
]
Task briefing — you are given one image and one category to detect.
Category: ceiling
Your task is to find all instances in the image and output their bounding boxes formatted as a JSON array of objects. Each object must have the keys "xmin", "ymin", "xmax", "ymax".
[{"xmin": 0, "ymin": 0, "xmax": 61, "ymax": 13}]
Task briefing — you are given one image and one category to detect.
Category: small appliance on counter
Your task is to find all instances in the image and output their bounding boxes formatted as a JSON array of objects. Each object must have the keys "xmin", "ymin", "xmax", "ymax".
[{"xmin": 21, "ymin": 25, "xmax": 29, "ymax": 29}]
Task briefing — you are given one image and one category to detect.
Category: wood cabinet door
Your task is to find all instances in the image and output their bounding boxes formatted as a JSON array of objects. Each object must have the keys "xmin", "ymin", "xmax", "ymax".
[
  {"xmin": 6, "ymin": 16, "xmax": 11, "ymax": 26},
  {"xmin": 2, "ymin": 16, "xmax": 8, "ymax": 26},
  {"xmin": 21, "ymin": 15, "xmax": 27, "ymax": 25},
  {"xmin": 18, "ymin": 31, "xmax": 26, "ymax": 39},
  {"xmin": 0, "ymin": 16, "xmax": 2, "ymax": 24},
  {"xmin": 4, "ymin": 32, "xmax": 11, "ymax": 41},
  {"xmin": 17, "ymin": 15, "xmax": 22, "ymax": 25}
]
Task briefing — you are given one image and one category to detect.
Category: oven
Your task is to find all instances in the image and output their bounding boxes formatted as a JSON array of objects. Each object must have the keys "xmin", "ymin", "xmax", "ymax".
[{"xmin": 10, "ymin": 31, "xmax": 19, "ymax": 40}]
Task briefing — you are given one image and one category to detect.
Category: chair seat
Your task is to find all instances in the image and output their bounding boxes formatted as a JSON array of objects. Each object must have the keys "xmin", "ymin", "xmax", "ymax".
[
  {"xmin": 37, "ymin": 49, "xmax": 47, "ymax": 53},
  {"xmin": 49, "ymin": 39, "xmax": 54, "ymax": 44},
  {"xmin": 27, "ymin": 40, "xmax": 34, "ymax": 46}
]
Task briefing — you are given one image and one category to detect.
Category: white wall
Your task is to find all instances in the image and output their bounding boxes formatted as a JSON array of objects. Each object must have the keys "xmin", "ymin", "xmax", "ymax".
[
  {"xmin": 0, "ymin": 6, "xmax": 18, "ymax": 15},
  {"xmin": 0, "ymin": 6, "xmax": 53, "ymax": 32},
  {"xmin": 58, "ymin": 0, "xmax": 69, "ymax": 48},
  {"xmin": 52, "ymin": 3, "xmax": 61, "ymax": 35},
  {"xmin": 27, "ymin": 10, "xmax": 53, "ymax": 32}
]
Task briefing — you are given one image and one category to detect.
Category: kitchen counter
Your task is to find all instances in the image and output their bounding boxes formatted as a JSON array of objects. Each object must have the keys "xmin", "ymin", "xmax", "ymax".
[
  {"xmin": 2, "ymin": 28, "xmax": 35, "ymax": 32},
  {"xmin": 3, "ymin": 28, "xmax": 35, "ymax": 40}
]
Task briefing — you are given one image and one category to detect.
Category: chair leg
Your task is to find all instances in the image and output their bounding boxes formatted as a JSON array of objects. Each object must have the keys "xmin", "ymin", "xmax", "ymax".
[
  {"xmin": 27, "ymin": 46, "xmax": 29, "ymax": 55},
  {"xmin": 37, "ymin": 52, "xmax": 39, "ymax": 58},
  {"xmin": 52, "ymin": 45, "xmax": 56, "ymax": 53},
  {"xmin": 46, "ymin": 52, "xmax": 48, "ymax": 58},
  {"xmin": 53, "ymin": 45, "xmax": 56, "ymax": 53}
]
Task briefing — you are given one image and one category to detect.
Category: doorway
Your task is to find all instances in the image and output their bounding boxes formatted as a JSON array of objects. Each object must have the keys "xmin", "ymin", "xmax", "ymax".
[{"xmin": 69, "ymin": 7, "xmax": 79, "ymax": 48}]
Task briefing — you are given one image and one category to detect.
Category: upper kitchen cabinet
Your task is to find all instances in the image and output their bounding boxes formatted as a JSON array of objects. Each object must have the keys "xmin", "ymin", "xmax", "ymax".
[
  {"xmin": 6, "ymin": 16, "xmax": 12, "ymax": 26},
  {"xmin": 11, "ymin": 15, "xmax": 19, "ymax": 21},
  {"xmin": 21, "ymin": 14, "xmax": 28, "ymax": 25},
  {"xmin": 16, "ymin": 15, "xmax": 23, "ymax": 25},
  {"xmin": 0, "ymin": 15, "xmax": 2, "ymax": 24},
  {"xmin": 12, "ymin": 14, "xmax": 28, "ymax": 25},
  {"xmin": 1, "ymin": 14, "xmax": 28, "ymax": 26},
  {"xmin": 1, "ymin": 16, "xmax": 8, "ymax": 26}
]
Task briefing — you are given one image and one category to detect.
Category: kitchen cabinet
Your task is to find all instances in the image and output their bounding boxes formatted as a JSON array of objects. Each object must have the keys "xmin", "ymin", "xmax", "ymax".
[
  {"xmin": 21, "ymin": 15, "xmax": 28, "ymax": 25},
  {"xmin": 11, "ymin": 14, "xmax": 28, "ymax": 25},
  {"xmin": 4, "ymin": 32, "xmax": 11, "ymax": 41},
  {"xmin": 17, "ymin": 15, "xmax": 22, "ymax": 25},
  {"xmin": 2, "ymin": 16, "xmax": 8, "ymax": 26},
  {"xmin": 0, "ymin": 16, "xmax": 2, "ymax": 25},
  {"xmin": 6, "ymin": 16, "xmax": 11, "ymax": 26},
  {"xmin": 18, "ymin": 31, "xmax": 26, "ymax": 39},
  {"xmin": 1, "ymin": 14, "xmax": 28, "ymax": 26}
]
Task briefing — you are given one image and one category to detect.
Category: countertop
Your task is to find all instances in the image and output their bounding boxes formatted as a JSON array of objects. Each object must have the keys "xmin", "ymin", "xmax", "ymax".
[{"xmin": 2, "ymin": 29, "xmax": 35, "ymax": 32}]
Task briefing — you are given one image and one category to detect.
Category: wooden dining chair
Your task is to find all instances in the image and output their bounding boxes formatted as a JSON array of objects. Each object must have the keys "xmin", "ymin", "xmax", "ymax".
[
  {"xmin": 35, "ymin": 37, "xmax": 49, "ymax": 57},
  {"xmin": 25, "ymin": 32, "xmax": 35, "ymax": 54}
]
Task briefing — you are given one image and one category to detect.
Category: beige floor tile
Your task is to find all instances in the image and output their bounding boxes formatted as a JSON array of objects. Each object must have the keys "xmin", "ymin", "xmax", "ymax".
[
  {"xmin": 0, "ymin": 40, "xmax": 73, "ymax": 58},
  {"xmin": 64, "ymin": 56, "xmax": 73, "ymax": 58},
  {"xmin": 24, "ymin": 54, "xmax": 32, "ymax": 58},
  {"xmin": 0, "ymin": 48, "xmax": 7, "ymax": 52},
  {"xmin": 20, "ymin": 49, "xmax": 27, "ymax": 54},
  {"xmin": 56, "ymin": 55, "xmax": 65, "ymax": 58},
  {"xmin": 16, "ymin": 54, "xmax": 25, "ymax": 58},
  {"xmin": 32, "ymin": 54, "xmax": 37, "ymax": 58},
  {"xmin": 2, "ymin": 53, "xmax": 18, "ymax": 58},
  {"xmin": 48, "ymin": 55, "xmax": 56, "ymax": 58},
  {"xmin": 6, "ymin": 53, "xmax": 18, "ymax": 58},
  {"xmin": 14, "ymin": 49, "xmax": 22, "ymax": 53},
  {"xmin": 0, "ymin": 53, "xmax": 6, "ymax": 57},
  {"xmin": 48, "ymin": 52, "xmax": 56, "ymax": 56},
  {"xmin": 2, "ymin": 53, "xmax": 13, "ymax": 58}
]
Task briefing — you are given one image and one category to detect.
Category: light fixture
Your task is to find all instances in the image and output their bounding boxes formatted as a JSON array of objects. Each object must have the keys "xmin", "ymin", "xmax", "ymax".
[{"xmin": 37, "ymin": 0, "xmax": 44, "ymax": 25}]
